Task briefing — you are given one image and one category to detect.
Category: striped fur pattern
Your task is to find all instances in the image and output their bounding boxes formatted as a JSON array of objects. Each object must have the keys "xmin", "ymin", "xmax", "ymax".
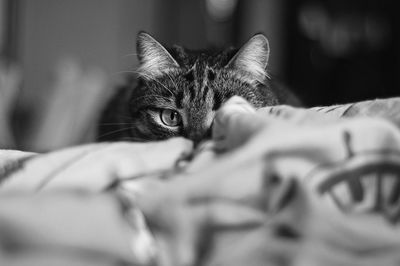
[{"xmin": 98, "ymin": 32, "xmax": 287, "ymax": 143}]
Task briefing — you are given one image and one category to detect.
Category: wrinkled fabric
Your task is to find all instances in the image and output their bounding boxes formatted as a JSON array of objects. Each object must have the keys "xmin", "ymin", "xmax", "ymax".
[
  {"xmin": 132, "ymin": 97, "xmax": 400, "ymax": 266},
  {"xmin": 1, "ymin": 97, "xmax": 400, "ymax": 266},
  {"xmin": 0, "ymin": 138, "xmax": 193, "ymax": 192},
  {"xmin": 0, "ymin": 193, "xmax": 138, "ymax": 266},
  {"xmin": 0, "ymin": 138, "xmax": 193, "ymax": 266}
]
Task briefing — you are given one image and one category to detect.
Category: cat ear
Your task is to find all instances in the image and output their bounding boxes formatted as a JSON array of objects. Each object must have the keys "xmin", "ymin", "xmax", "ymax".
[
  {"xmin": 136, "ymin": 31, "xmax": 179, "ymax": 78},
  {"xmin": 226, "ymin": 34, "xmax": 270, "ymax": 83}
]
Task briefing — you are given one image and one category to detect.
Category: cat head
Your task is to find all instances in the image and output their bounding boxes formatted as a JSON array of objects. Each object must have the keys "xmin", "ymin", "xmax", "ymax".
[{"xmin": 128, "ymin": 31, "xmax": 278, "ymax": 143}]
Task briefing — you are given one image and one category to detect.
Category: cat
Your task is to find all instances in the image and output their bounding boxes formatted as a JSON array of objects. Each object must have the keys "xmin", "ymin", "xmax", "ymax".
[{"xmin": 98, "ymin": 31, "xmax": 300, "ymax": 144}]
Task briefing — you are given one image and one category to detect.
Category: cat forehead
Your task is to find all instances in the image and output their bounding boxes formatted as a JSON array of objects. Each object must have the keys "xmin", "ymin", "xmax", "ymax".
[{"xmin": 168, "ymin": 45, "xmax": 236, "ymax": 69}]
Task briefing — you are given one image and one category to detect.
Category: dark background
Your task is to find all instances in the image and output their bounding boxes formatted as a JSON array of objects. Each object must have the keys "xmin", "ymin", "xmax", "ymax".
[
  {"xmin": 1, "ymin": 0, "xmax": 398, "ymax": 106},
  {"xmin": 0, "ymin": 0, "xmax": 398, "ymax": 150}
]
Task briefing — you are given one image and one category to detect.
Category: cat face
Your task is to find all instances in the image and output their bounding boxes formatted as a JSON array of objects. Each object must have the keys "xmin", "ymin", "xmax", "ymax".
[{"xmin": 127, "ymin": 31, "xmax": 279, "ymax": 143}]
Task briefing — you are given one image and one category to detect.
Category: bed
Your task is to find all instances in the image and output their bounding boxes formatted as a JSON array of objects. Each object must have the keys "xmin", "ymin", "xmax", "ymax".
[{"xmin": 1, "ymin": 96, "xmax": 400, "ymax": 266}]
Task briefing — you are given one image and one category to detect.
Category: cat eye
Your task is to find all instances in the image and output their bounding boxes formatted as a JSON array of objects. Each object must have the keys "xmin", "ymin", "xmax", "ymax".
[{"xmin": 160, "ymin": 109, "xmax": 182, "ymax": 127}]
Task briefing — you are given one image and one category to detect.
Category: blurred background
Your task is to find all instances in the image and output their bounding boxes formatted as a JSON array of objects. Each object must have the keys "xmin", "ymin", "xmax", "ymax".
[{"xmin": 0, "ymin": 0, "xmax": 398, "ymax": 152}]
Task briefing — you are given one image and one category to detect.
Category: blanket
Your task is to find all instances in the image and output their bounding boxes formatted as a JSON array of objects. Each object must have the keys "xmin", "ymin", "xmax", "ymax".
[{"xmin": 1, "ymin": 97, "xmax": 400, "ymax": 266}]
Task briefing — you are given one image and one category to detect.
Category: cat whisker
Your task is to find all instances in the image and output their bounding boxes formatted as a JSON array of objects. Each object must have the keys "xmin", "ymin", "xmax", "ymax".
[
  {"xmin": 132, "ymin": 94, "xmax": 172, "ymax": 103},
  {"xmin": 112, "ymin": 69, "xmax": 176, "ymax": 97},
  {"xmin": 98, "ymin": 122, "xmax": 136, "ymax": 126},
  {"xmin": 122, "ymin": 53, "xmax": 139, "ymax": 58},
  {"xmin": 129, "ymin": 69, "xmax": 175, "ymax": 96},
  {"xmin": 165, "ymin": 72, "xmax": 179, "ymax": 92},
  {"xmin": 97, "ymin": 126, "xmax": 136, "ymax": 139},
  {"xmin": 119, "ymin": 136, "xmax": 151, "ymax": 142},
  {"xmin": 111, "ymin": 70, "xmax": 139, "ymax": 76}
]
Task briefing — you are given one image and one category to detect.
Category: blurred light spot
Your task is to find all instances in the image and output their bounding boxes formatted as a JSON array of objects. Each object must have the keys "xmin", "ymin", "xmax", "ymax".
[
  {"xmin": 298, "ymin": 3, "xmax": 329, "ymax": 41},
  {"xmin": 298, "ymin": 3, "xmax": 391, "ymax": 58},
  {"xmin": 206, "ymin": 0, "xmax": 238, "ymax": 21}
]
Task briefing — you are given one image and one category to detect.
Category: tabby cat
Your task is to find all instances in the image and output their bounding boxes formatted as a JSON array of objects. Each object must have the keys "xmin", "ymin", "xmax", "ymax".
[{"xmin": 98, "ymin": 31, "xmax": 299, "ymax": 143}]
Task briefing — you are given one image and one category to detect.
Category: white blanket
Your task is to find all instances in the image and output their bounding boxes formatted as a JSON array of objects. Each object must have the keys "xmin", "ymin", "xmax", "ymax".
[{"xmin": 1, "ymin": 97, "xmax": 400, "ymax": 266}]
